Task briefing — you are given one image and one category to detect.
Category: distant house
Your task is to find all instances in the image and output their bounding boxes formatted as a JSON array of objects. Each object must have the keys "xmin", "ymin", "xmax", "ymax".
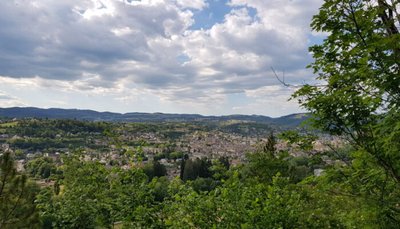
[
  {"xmin": 16, "ymin": 160, "xmax": 25, "ymax": 172},
  {"xmin": 0, "ymin": 134, "xmax": 9, "ymax": 139}
]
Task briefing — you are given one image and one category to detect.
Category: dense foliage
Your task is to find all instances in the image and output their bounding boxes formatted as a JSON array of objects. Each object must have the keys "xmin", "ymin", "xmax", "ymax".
[
  {"xmin": 0, "ymin": 152, "xmax": 40, "ymax": 228},
  {"xmin": 294, "ymin": 0, "xmax": 400, "ymax": 226}
]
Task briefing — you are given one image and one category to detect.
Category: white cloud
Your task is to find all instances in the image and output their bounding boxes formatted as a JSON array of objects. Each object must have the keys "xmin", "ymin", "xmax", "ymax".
[
  {"xmin": 0, "ymin": 0, "xmax": 324, "ymax": 116},
  {"xmin": 76, "ymin": 0, "xmax": 116, "ymax": 19},
  {"xmin": 176, "ymin": 0, "xmax": 208, "ymax": 10}
]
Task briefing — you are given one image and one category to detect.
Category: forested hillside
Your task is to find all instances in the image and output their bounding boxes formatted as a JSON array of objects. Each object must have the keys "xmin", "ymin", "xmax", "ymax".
[{"xmin": 0, "ymin": 107, "xmax": 309, "ymax": 128}]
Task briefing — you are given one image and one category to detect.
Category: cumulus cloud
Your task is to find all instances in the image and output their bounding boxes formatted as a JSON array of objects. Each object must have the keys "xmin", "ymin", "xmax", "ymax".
[
  {"xmin": 0, "ymin": 0, "xmax": 323, "ymax": 115},
  {"xmin": 176, "ymin": 0, "xmax": 208, "ymax": 10}
]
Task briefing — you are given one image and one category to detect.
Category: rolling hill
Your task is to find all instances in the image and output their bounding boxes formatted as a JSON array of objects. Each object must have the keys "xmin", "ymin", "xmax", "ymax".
[{"xmin": 0, "ymin": 107, "xmax": 309, "ymax": 128}]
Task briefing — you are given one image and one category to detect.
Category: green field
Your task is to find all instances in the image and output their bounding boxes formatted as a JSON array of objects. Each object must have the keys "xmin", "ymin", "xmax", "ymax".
[{"xmin": 0, "ymin": 121, "xmax": 18, "ymax": 128}]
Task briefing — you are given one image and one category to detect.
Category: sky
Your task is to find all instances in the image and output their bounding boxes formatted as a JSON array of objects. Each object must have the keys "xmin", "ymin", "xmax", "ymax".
[{"xmin": 0, "ymin": 0, "xmax": 325, "ymax": 117}]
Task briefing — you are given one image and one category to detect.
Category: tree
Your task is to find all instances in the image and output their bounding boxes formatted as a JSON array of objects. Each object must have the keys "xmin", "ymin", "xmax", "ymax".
[
  {"xmin": 182, "ymin": 159, "xmax": 196, "ymax": 181},
  {"xmin": 0, "ymin": 152, "xmax": 40, "ymax": 228},
  {"xmin": 143, "ymin": 160, "xmax": 167, "ymax": 180},
  {"xmin": 243, "ymin": 133, "xmax": 291, "ymax": 183},
  {"xmin": 25, "ymin": 157, "xmax": 57, "ymax": 179},
  {"xmin": 210, "ymin": 157, "xmax": 230, "ymax": 181},
  {"xmin": 38, "ymin": 155, "xmax": 153, "ymax": 228},
  {"xmin": 295, "ymin": 0, "xmax": 399, "ymax": 180},
  {"xmin": 179, "ymin": 154, "xmax": 189, "ymax": 179},
  {"xmin": 182, "ymin": 158, "xmax": 212, "ymax": 181},
  {"xmin": 294, "ymin": 0, "xmax": 400, "ymax": 225},
  {"xmin": 162, "ymin": 171, "xmax": 344, "ymax": 228},
  {"xmin": 263, "ymin": 132, "xmax": 277, "ymax": 157},
  {"xmin": 152, "ymin": 160, "xmax": 167, "ymax": 178}
]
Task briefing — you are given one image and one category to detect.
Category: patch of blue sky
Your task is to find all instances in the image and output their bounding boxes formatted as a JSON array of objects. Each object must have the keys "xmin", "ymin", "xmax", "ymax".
[
  {"xmin": 176, "ymin": 53, "xmax": 191, "ymax": 65},
  {"xmin": 190, "ymin": 0, "xmax": 231, "ymax": 30},
  {"xmin": 246, "ymin": 7, "xmax": 257, "ymax": 19},
  {"xmin": 190, "ymin": 0, "xmax": 258, "ymax": 30},
  {"xmin": 307, "ymin": 34, "xmax": 325, "ymax": 46}
]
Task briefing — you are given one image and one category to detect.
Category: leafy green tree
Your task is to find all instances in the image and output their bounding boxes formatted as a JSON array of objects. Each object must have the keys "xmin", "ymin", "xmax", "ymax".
[
  {"xmin": 38, "ymin": 155, "xmax": 152, "ymax": 228},
  {"xmin": 209, "ymin": 157, "xmax": 230, "ymax": 181},
  {"xmin": 143, "ymin": 160, "xmax": 167, "ymax": 180},
  {"xmin": 182, "ymin": 158, "xmax": 212, "ymax": 181},
  {"xmin": 163, "ymin": 171, "xmax": 343, "ymax": 228},
  {"xmin": 191, "ymin": 177, "xmax": 218, "ymax": 193},
  {"xmin": 243, "ymin": 135, "xmax": 290, "ymax": 183},
  {"xmin": 25, "ymin": 157, "xmax": 57, "ymax": 179},
  {"xmin": 279, "ymin": 130, "xmax": 317, "ymax": 152},
  {"xmin": 0, "ymin": 152, "xmax": 40, "ymax": 228},
  {"xmin": 294, "ymin": 0, "xmax": 400, "ymax": 225},
  {"xmin": 148, "ymin": 176, "xmax": 170, "ymax": 202},
  {"xmin": 295, "ymin": 0, "xmax": 399, "ymax": 181}
]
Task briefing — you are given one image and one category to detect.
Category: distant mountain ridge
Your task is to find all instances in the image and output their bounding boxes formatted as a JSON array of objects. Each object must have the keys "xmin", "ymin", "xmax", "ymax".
[{"xmin": 0, "ymin": 107, "xmax": 309, "ymax": 127}]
